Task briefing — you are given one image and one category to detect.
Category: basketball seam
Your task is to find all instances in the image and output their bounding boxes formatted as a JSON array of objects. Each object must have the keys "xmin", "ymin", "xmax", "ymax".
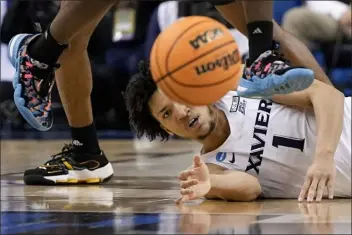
[
  {"xmin": 155, "ymin": 39, "xmax": 236, "ymax": 83},
  {"xmin": 164, "ymin": 20, "xmax": 208, "ymax": 79},
  {"xmin": 155, "ymin": 20, "xmax": 207, "ymax": 83},
  {"xmin": 169, "ymin": 47, "xmax": 240, "ymax": 88},
  {"xmin": 163, "ymin": 67, "xmax": 241, "ymax": 105},
  {"xmin": 154, "ymin": 18, "xmax": 235, "ymax": 83},
  {"xmin": 155, "ymin": 37, "xmax": 163, "ymax": 81}
]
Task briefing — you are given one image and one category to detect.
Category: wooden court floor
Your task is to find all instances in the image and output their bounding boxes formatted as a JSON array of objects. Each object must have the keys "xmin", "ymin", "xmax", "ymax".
[{"xmin": 1, "ymin": 139, "xmax": 351, "ymax": 234}]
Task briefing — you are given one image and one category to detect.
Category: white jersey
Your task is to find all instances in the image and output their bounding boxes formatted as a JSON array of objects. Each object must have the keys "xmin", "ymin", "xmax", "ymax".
[{"xmin": 201, "ymin": 91, "xmax": 351, "ymax": 198}]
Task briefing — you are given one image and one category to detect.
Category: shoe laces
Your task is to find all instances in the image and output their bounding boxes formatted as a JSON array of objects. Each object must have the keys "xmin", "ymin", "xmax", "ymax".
[
  {"xmin": 23, "ymin": 56, "xmax": 60, "ymax": 98},
  {"xmin": 245, "ymin": 50, "xmax": 291, "ymax": 79},
  {"xmin": 20, "ymin": 55, "xmax": 61, "ymax": 121},
  {"xmin": 44, "ymin": 143, "xmax": 76, "ymax": 165}
]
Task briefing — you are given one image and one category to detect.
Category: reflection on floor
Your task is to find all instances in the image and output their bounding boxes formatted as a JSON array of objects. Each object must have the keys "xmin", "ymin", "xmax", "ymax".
[{"xmin": 1, "ymin": 140, "xmax": 351, "ymax": 234}]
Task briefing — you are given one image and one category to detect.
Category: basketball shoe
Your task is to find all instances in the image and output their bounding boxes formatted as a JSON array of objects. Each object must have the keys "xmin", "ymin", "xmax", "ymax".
[
  {"xmin": 236, "ymin": 48, "xmax": 315, "ymax": 98},
  {"xmin": 8, "ymin": 34, "xmax": 57, "ymax": 131},
  {"xmin": 23, "ymin": 143, "xmax": 114, "ymax": 185}
]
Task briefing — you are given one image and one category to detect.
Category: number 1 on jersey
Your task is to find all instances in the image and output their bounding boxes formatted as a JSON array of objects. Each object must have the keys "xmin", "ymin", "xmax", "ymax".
[{"xmin": 272, "ymin": 135, "xmax": 305, "ymax": 152}]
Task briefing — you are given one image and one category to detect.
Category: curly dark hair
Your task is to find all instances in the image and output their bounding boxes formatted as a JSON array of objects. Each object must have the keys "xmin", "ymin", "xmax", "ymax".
[{"xmin": 124, "ymin": 61, "xmax": 170, "ymax": 141}]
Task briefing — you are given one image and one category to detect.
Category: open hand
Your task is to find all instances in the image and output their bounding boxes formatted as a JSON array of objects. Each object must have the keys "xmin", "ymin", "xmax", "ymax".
[
  {"xmin": 176, "ymin": 156, "xmax": 211, "ymax": 204},
  {"xmin": 298, "ymin": 158, "xmax": 336, "ymax": 202}
]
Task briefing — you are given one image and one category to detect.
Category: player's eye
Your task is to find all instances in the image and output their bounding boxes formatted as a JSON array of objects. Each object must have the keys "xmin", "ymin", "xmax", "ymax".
[{"xmin": 163, "ymin": 110, "xmax": 171, "ymax": 119}]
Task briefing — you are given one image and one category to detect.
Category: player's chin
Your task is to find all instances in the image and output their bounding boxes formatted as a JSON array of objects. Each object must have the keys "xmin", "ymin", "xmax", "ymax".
[{"xmin": 195, "ymin": 125, "xmax": 211, "ymax": 140}]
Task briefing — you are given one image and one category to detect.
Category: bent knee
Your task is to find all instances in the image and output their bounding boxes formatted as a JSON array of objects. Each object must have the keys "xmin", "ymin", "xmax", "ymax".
[
  {"xmin": 68, "ymin": 33, "xmax": 91, "ymax": 52},
  {"xmin": 60, "ymin": 6, "xmax": 109, "ymax": 53},
  {"xmin": 63, "ymin": 22, "xmax": 99, "ymax": 54}
]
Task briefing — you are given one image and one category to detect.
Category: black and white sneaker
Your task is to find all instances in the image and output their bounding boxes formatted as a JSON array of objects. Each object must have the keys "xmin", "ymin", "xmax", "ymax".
[{"xmin": 23, "ymin": 144, "xmax": 114, "ymax": 185}]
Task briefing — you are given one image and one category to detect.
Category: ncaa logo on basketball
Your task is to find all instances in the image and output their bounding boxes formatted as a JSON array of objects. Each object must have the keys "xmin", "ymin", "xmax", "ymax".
[
  {"xmin": 150, "ymin": 16, "xmax": 243, "ymax": 105},
  {"xmin": 195, "ymin": 49, "xmax": 240, "ymax": 76},
  {"xmin": 189, "ymin": 28, "xmax": 224, "ymax": 50}
]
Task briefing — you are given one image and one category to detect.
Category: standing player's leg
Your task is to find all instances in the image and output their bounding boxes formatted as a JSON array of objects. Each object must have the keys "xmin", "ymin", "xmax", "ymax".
[
  {"xmin": 215, "ymin": 1, "xmax": 332, "ymax": 86},
  {"xmin": 8, "ymin": 0, "xmax": 117, "ymax": 131},
  {"xmin": 213, "ymin": 1, "xmax": 316, "ymax": 98},
  {"xmin": 23, "ymin": 3, "xmax": 114, "ymax": 185},
  {"xmin": 242, "ymin": 1, "xmax": 274, "ymax": 64},
  {"xmin": 214, "ymin": 1, "xmax": 332, "ymax": 86}
]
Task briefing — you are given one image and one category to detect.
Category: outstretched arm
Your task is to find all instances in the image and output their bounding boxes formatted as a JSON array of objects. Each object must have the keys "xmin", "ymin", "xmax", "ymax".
[
  {"xmin": 214, "ymin": 1, "xmax": 333, "ymax": 85},
  {"xmin": 273, "ymin": 79, "xmax": 344, "ymax": 165},
  {"xmin": 177, "ymin": 156, "xmax": 261, "ymax": 203},
  {"xmin": 273, "ymin": 79, "xmax": 344, "ymax": 201},
  {"xmin": 205, "ymin": 171, "xmax": 262, "ymax": 201}
]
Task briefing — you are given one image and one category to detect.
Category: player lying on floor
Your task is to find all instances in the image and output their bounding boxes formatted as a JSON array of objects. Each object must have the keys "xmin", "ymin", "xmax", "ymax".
[{"xmin": 124, "ymin": 60, "xmax": 351, "ymax": 202}]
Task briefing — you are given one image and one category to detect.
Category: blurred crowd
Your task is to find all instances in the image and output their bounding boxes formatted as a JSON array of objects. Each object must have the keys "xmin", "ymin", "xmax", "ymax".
[{"xmin": 1, "ymin": 0, "xmax": 351, "ymax": 135}]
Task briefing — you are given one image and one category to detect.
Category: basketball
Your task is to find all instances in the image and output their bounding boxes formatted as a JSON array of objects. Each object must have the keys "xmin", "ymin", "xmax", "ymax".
[{"xmin": 150, "ymin": 16, "xmax": 242, "ymax": 105}]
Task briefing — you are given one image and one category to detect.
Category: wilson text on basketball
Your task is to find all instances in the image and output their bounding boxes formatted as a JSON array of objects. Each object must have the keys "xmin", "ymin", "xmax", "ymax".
[{"xmin": 195, "ymin": 49, "xmax": 240, "ymax": 76}]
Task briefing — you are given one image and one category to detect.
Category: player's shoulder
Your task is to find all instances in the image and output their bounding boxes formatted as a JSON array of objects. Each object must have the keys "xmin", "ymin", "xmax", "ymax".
[
  {"xmin": 215, "ymin": 90, "xmax": 258, "ymax": 114},
  {"xmin": 214, "ymin": 90, "xmax": 239, "ymax": 109}
]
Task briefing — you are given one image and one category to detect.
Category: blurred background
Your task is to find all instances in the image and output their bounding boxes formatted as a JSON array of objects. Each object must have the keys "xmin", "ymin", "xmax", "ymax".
[{"xmin": 1, "ymin": 0, "xmax": 351, "ymax": 142}]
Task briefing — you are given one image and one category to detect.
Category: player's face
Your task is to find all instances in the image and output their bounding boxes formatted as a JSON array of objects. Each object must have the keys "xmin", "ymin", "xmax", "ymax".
[{"xmin": 149, "ymin": 90, "xmax": 216, "ymax": 140}]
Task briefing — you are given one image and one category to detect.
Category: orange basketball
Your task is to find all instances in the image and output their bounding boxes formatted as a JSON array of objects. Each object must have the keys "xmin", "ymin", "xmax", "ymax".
[{"xmin": 150, "ymin": 16, "xmax": 242, "ymax": 105}]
